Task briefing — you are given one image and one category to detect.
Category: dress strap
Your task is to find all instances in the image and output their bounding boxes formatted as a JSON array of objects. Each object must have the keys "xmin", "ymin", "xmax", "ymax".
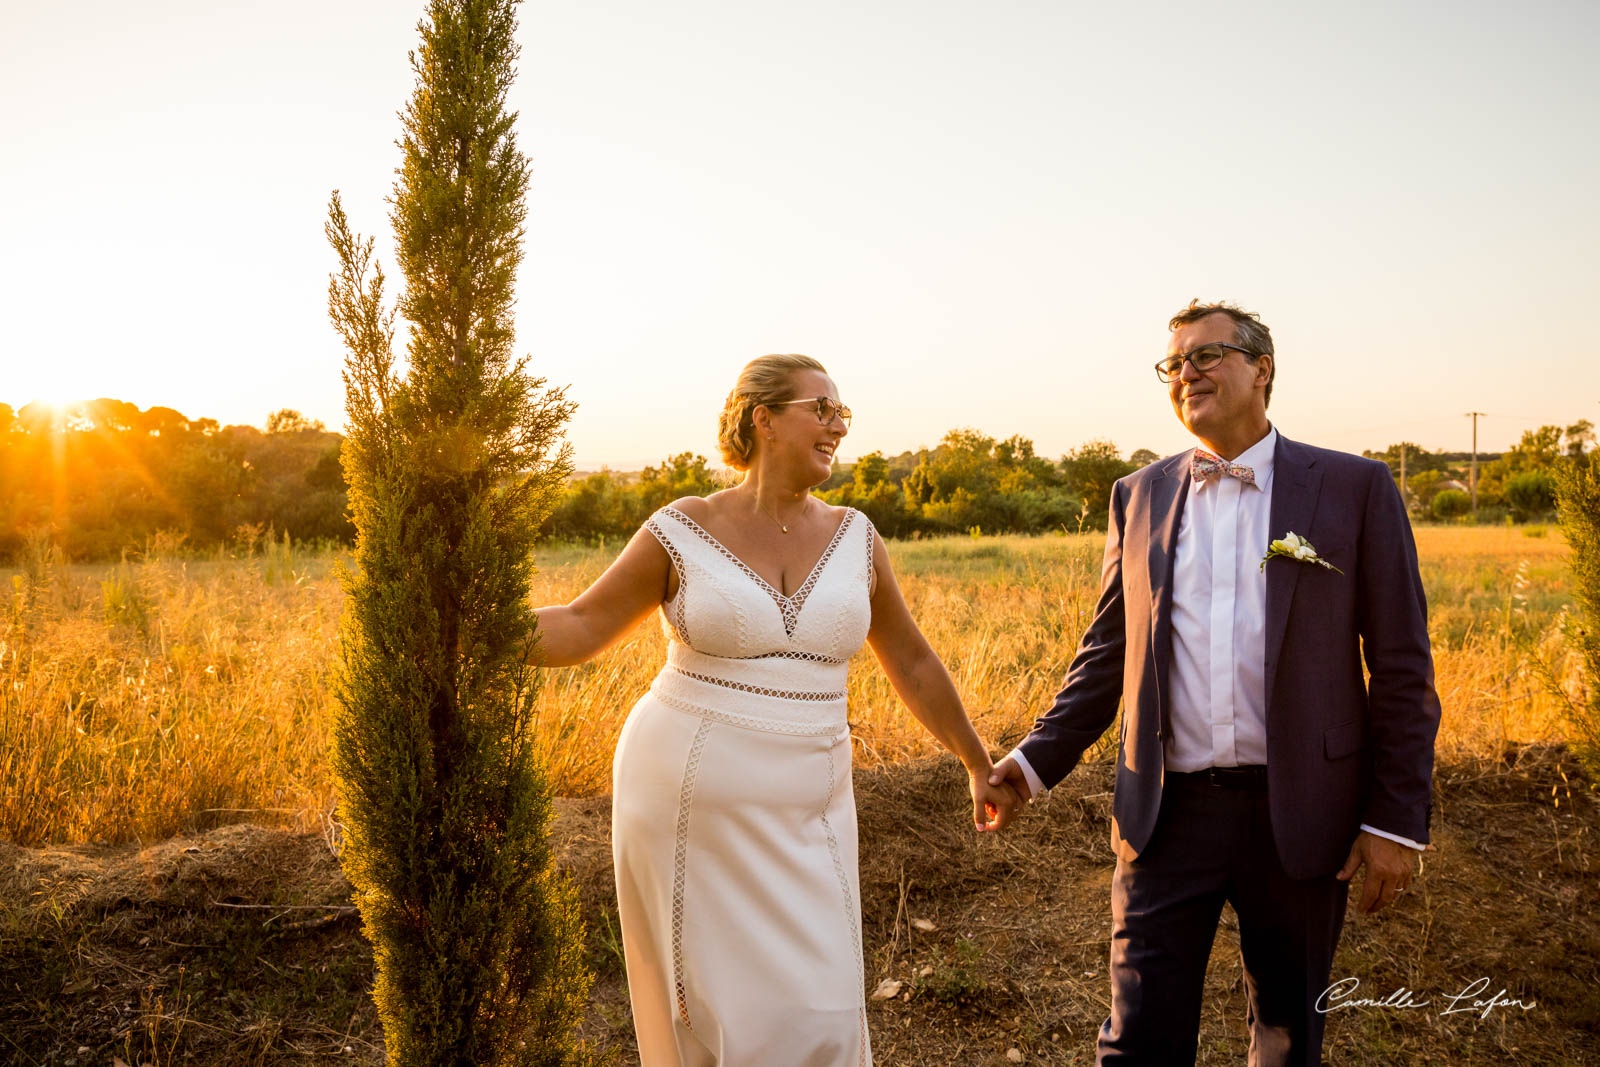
[
  {"xmin": 861, "ymin": 511, "xmax": 876, "ymax": 593},
  {"xmin": 643, "ymin": 510, "xmax": 691, "ymax": 643}
]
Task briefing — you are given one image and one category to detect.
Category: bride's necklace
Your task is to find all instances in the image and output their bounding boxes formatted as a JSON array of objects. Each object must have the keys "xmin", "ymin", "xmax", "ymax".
[{"xmin": 757, "ymin": 494, "xmax": 805, "ymax": 534}]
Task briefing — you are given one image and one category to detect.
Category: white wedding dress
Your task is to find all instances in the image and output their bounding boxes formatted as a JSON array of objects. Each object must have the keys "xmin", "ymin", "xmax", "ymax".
[{"xmin": 611, "ymin": 505, "xmax": 876, "ymax": 1067}]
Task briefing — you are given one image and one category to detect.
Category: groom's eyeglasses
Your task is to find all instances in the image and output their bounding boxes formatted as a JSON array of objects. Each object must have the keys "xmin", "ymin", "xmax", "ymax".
[
  {"xmin": 770, "ymin": 397, "xmax": 852, "ymax": 429},
  {"xmin": 1155, "ymin": 342, "xmax": 1258, "ymax": 383}
]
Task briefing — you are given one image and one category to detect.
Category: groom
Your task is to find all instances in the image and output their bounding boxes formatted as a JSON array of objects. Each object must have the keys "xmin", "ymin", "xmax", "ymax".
[{"xmin": 991, "ymin": 300, "xmax": 1440, "ymax": 1066}]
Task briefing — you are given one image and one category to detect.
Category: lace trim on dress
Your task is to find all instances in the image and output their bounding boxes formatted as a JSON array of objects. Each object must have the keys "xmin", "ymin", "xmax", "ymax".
[
  {"xmin": 671, "ymin": 720, "xmax": 713, "ymax": 1030},
  {"xmin": 742, "ymin": 649, "xmax": 848, "ymax": 665},
  {"xmin": 661, "ymin": 506, "xmax": 857, "ymax": 637},
  {"xmin": 818, "ymin": 740, "xmax": 870, "ymax": 1067},
  {"xmin": 784, "ymin": 511, "xmax": 854, "ymax": 634},
  {"xmin": 669, "ymin": 665, "xmax": 845, "ymax": 702},
  {"xmin": 652, "ymin": 688, "xmax": 847, "ymax": 737},
  {"xmin": 865, "ymin": 520, "xmax": 876, "ymax": 594},
  {"xmin": 643, "ymin": 517, "xmax": 690, "ymax": 644}
]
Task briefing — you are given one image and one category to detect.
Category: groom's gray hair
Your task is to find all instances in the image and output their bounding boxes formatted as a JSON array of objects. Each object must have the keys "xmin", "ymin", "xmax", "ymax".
[{"xmin": 1169, "ymin": 299, "xmax": 1276, "ymax": 407}]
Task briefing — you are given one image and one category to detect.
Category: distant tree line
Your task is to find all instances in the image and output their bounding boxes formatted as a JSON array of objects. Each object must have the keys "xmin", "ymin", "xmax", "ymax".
[
  {"xmin": 0, "ymin": 399, "xmax": 350, "ymax": 559},
  {"xmin": 1364, "ymin": 420, "xmax": 1595, "ymax": 523},
  {"xmin": 31, "ymin": 400, "xmax": 1583, "ymax": 559}
]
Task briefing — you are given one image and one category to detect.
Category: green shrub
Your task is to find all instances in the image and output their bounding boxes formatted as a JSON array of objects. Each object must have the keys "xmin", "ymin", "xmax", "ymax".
[
  {"xmin": 1505, "ymin": 470, "xmax": 1558, "ymax": 520},
  {"xmin": 1553, "ymin": 454, "xmax": 1600, "ymax": 771},
  {"xmin": 1432, "ymin": 489, "xmax": 1471, "ymax": 520},
  {"xmin": 916, "ymin": 937, "xmax": 989, "ymax": 1006}
]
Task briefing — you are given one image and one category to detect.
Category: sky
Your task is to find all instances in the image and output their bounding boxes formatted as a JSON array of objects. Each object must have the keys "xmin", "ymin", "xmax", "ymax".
[{"xmin": 2, "ymin": 0, "xmax": 1596, "ymax": 468}]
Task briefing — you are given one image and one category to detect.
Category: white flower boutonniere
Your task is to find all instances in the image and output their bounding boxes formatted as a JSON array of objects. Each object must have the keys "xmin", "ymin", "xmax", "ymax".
[{"xmin": 1260, "ymin": 531, "xmax": 1343, "ymax": 574}]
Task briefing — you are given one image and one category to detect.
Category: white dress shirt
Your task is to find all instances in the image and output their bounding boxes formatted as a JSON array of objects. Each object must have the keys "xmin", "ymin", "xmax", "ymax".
[
  {"xmin": 1009, "ymin": 426, "xmax": 1422, "ymax": 851},
  {"xmin": 1165, "ymin": 427, "xmax": 1277, "ymax": 772}
]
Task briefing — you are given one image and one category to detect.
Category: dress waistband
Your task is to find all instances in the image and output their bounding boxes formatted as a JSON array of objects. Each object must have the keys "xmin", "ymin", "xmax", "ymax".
[{"xmin": 650, "ymin": 642, "xmax": 850, "ymax": 736}]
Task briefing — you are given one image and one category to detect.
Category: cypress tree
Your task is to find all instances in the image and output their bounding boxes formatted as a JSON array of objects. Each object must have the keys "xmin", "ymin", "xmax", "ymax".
[{"xmin": 323, "ymin": 0, "xmax": 590, "ymax": 1061}]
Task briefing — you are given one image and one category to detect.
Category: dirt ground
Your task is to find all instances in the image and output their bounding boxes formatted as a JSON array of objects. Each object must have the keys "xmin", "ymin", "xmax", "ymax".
[{"xmin": 2, "ymin": 743, "xmax": 1596, "ymax": 1066}]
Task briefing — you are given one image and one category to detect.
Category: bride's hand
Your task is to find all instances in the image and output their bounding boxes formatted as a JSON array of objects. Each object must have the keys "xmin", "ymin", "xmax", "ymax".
[{"xmin": 970, "ymin": 766, "xmax": 1024, "ymax": 833}]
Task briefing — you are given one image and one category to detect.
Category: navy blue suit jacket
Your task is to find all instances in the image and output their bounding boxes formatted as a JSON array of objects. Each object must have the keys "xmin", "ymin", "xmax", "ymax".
[{"xmin": 1018, "ymin": 433, "xmax": 1441, "ymax": 879}]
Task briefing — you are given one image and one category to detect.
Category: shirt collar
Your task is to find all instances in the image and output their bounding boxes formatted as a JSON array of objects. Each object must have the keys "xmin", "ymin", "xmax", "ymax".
[{"xmin": 1191, "ymin": 425, "xmax": 1277, "ymax": 491}]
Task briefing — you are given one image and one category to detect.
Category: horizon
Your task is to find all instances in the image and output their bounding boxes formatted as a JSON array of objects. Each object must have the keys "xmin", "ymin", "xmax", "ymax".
[{"xmin": 1, "ymin": 394, "xmax": 1557, "ymax": 473}]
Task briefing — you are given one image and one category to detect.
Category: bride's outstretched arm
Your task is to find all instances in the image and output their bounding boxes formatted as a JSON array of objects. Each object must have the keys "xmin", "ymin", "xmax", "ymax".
[
  {"xmin": 530, "ymin": 526, "xmax": 673, "ymax": 667},
  {"xmin": 864, "ymin": 533, "xmax": 1022, "ymax": 830}
]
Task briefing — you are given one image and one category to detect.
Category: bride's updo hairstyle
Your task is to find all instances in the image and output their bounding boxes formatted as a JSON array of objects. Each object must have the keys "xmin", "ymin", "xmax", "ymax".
[{"xmin": 717, "ymin": 354, "xmax": 827, "ymax": 471}]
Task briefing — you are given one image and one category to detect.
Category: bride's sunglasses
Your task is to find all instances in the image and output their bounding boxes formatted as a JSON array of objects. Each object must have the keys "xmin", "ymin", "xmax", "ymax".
[{"xmin": 768, "ymin": 396, "xmax": 852, "ymax": 429}]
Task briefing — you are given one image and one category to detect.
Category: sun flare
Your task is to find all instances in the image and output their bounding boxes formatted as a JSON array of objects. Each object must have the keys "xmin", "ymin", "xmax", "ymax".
[{"xmin": 13, "ymin": 390, "xmax": 88, "ymax": 418}]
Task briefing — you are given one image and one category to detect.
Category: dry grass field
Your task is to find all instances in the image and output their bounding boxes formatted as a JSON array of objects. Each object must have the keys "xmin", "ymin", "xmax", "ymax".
[
  {"xmin": 1, "ymin": 524, "xmax": 1596, "ymax": 1064},
  {"xmin": 0, "ymin": 525, "xmax": 1585, "ymax": 848}
]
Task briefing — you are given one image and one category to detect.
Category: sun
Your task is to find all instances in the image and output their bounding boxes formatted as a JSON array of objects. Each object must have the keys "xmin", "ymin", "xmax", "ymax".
[
  {"xmin": 14, "ymin": 395, "xmax": 82, "ymax": 424},
  {"xmin": 36, "ymin": 394, "xmax": 84, "ymax": 410},
  {"xmin": 6, "ymin": 392, "xmax": 95, "ymax": 435}
]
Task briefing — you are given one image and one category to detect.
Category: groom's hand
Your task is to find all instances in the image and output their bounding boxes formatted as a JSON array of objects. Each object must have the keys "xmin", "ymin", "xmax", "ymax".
[
  {"xmin": 987, "ymin": 756, "xmax": 1033, "ymax": 806},
  {"xmin": 1337, "ymin": 831, "xmax": 1415, "ymax": 913}
]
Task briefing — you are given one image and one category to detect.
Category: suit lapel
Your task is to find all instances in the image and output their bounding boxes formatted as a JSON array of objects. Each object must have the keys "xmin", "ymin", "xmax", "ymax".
[
  {"xmin": 1146, "ymin": 453, "xmax": 1189, "ymax": 737},
  {"xmin": 1265, "ymin": 434, "xmax": 1323, "ymax": 710}
]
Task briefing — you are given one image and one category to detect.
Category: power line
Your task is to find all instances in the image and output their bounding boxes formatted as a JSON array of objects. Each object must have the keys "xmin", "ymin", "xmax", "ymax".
[
  {"xmin": 1330, "ymin": 410, "xmax": 1589, "ymax": 451},
  {"xmin": 1479, "ymin": 411, "xmax": 1598, "ymax": 423}
]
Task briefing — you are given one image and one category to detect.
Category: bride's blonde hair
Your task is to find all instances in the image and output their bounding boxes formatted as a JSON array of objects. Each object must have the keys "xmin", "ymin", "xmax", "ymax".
[{"xmin": 717, "ymin": 354, "xmax": 827, "ymax": 471}]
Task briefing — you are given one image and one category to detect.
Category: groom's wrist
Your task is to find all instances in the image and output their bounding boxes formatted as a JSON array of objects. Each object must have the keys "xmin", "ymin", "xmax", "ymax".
[
  {"xmin": 1006, "ymin": 747, "xmax": 1047, "ymax": 799},
  {"xmin": 1359, "ymin": 823, "xmax": 1425, "ymax": 851}
]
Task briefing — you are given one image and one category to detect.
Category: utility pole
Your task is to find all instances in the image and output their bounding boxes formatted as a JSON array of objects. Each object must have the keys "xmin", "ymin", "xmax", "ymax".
[
  {"xmin": 1466, "ymin": 412, "xmax": 1485, "ymax": 512},
  {"xmin": 1399, "ymin": 443, "xmax": 1408, "ymax": 502}
]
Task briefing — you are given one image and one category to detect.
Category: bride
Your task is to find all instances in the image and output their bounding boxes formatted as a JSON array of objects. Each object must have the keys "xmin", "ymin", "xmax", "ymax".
[{"xmin": 532, "ymin": 354, "xmax": 1019, "ymax": 1066}]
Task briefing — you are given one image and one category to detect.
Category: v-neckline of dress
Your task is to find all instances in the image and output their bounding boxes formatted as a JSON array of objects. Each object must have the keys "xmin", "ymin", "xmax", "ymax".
[{"xmin": 663, "ymin": 505, "xmax": 856, "ymax": 634}]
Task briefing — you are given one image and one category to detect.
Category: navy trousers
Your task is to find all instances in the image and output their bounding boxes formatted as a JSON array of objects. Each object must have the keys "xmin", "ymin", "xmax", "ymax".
[{"xmin": 1096, "ymin": 772, "xmax": 1348, "ymax": 1067}]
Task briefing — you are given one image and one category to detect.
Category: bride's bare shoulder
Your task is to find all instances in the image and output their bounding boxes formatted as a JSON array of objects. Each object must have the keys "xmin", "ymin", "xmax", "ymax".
[
  {"xmin": 820, "ymin": 500, "xmax": 853, "ymax": 522},
  {"xmin": 665, "ymin": 494, "xmax": 716, "ymax": 523}
]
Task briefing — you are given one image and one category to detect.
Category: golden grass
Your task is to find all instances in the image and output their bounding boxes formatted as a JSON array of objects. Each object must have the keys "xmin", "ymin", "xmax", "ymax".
[{"xmin": 1, "ymin": 524, "xmax": 1584, "ymax": 847}]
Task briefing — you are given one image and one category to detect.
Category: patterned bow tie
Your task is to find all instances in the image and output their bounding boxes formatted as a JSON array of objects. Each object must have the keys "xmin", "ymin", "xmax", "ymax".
[{"xmin": 1191, "ymin": 448, "xmax": 1257, "ymax": 488}]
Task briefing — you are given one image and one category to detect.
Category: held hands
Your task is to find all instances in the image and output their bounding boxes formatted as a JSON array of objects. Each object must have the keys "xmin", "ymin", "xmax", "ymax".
[
  {"xmin": 970, "ymin": 765, "xmax": 1025, "ymax": 833},
  {"xmin": 987, "ymin": 756, "xmax": 1033, "ymax": 803},
  {"xmin": 1337, "ymin": 830, "xmax": 1416, "ymax": 913},
  {"xmin": 969, "ymin": 756, "xmax": 1031, "ymax": 832}
]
